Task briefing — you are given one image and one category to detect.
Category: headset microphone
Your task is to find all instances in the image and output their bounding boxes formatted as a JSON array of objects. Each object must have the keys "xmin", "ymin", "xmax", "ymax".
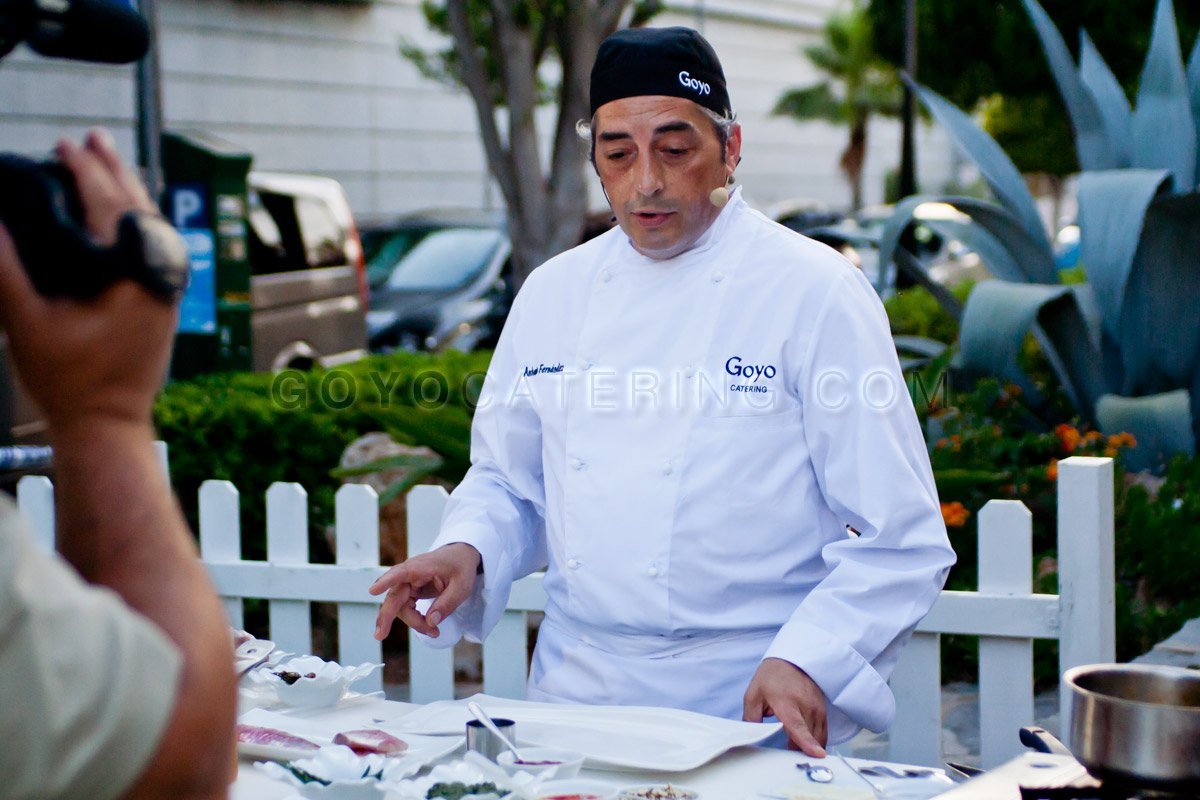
[{"xmin": 709, "ymin": 186, "xmax": 729, "ymax": 208}]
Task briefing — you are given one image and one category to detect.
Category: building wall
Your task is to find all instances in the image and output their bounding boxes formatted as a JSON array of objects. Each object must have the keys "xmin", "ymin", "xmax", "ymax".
[{"xmin": 0, "ymin": 0, "xmax": 953, "ymax": 218}]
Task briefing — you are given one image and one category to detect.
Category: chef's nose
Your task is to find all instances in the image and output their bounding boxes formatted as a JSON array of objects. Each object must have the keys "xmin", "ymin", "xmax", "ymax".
[{"xmin": 636, "ymin": 154, "xmax": 665, "ymax": 196}]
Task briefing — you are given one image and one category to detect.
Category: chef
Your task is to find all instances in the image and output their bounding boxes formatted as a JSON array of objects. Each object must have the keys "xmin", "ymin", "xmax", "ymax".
[{"xmin": 371, "ymin": 26, "xmax": 955, "ymax": 756}]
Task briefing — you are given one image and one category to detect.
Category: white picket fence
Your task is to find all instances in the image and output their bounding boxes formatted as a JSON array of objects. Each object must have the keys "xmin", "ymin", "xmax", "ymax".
[{"xmin": 19, "ymin": 450, "xmax": 1115, "ymax": 768}]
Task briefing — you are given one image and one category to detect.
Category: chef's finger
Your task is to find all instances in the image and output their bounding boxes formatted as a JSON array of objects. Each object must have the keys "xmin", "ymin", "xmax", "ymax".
[
  {"xmin": 369, "ymin": 563, "xmax": 410, "ymax": 595},
  {"xmin": 425, "ymin": 573, "xmax": 474, "ymax": 632},
  {"xmin": 56, "ymin": 138, "xmax": 125, "ymax": 246},
  {"xmin": 778, "ymin": 705, "xmax": 826, "ymax": 758},
  {"xmin": 373, "ymin": 584, "xmax": 412, "ymax": 640},
  {"xmin": 370, "ymin": 557, "xmax": 436, "ymax": 595},
  {"xmin": 742, "ymin": 691, "xmax": 765, "ymax": 723},
  {"xmin": 396, "ymin": 599, "xmax": 439, "ymax": 638}
]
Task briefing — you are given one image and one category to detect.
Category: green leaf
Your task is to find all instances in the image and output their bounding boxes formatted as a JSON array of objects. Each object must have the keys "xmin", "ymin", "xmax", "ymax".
[
  {"xmin": 1188, "ymin": 32, "xmax": 1200, "ymax": 186},
  {"xmin": 1079, "ymin": 30, "xmax": 1133, "ymax": 168},
  {"xmin": 1133, "ymin": 0, "xmax": 1197, "ymax": 192},
  {"xmin": 772, "ymin": 83, "xmax": 847, "ymax": 123},
  {"xmin": 906, "ymin": 77, "xmax": 1052, "ymax": 250},
  {"xmin": 879, "ymin": 195, "xmax": 1056, "ymax": 285},
  {"xmin": 330, "ymin": 452, "xmax": 445, "ymax": 478},
  {"xmin": 1020, "ymin": 0, "xmax": 1116, "ymax": 169},
  {"xmin": 1097, "ymin": 390, "xmax": 1196, "ymax": 472},
  {"xmin": 1076, "ymin": 169, "xmax": 1172, "ymax": 342},
  {"xmin": 1118, "ymin": 190, "xmax": 1200, "ymax": 393},
  {"xmin": 932, "ymin": 468, "xmax": 1012, "ymax": 491},
  {"xmin": 958, "ymin": 281, "xmax": 1104, "ymax": 421}
]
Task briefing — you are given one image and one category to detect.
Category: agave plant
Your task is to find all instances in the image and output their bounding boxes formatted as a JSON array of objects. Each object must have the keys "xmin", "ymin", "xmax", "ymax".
[{"xmin": 879, "ymin": 0, "xmax": 1200, "ymax": 471}]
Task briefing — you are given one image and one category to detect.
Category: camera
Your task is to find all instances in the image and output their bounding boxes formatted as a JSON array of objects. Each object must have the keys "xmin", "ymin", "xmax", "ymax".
[{"xmin": 0, "ymin": 153, "xmax": 190, "ymax": 302}]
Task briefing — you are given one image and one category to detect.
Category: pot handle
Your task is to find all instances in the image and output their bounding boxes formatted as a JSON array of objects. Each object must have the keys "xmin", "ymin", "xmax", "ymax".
[{"xmin": 1019, "ymin": 726, "xmax": 1073, "ymax": 756}]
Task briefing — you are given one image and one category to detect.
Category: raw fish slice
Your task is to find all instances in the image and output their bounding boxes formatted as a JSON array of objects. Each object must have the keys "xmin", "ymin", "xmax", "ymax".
[
  {"xmin": 236, "ymin": 723, "xmax": 320, "ymax": 751},
  {"xmin": 332, "ymin": 728, "xmax": 408, "ymax": 756}
]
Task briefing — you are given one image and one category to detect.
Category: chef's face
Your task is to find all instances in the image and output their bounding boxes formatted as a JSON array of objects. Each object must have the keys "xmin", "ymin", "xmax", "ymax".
[{"xmin": 593, "ymin": 95, "xmax": 741, "ymax": 260}]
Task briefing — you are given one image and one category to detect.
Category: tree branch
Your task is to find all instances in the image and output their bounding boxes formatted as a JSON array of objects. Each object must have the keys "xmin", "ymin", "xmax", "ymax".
[{"xmin": 446, "ymin": 0, "xmax": 516, "ymax": 204}]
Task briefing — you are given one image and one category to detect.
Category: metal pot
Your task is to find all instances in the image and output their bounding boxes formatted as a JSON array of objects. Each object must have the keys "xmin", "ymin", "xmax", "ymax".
[{"xmin": 1034, "ymin": 663, "xmax": 1200, "ymax": 791}]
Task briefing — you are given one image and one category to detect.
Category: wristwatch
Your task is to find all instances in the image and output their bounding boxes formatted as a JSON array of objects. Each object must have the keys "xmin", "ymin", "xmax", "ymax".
[{"xmin": 112, "ymin": 211, "xmax": 191, "ymax": 302}]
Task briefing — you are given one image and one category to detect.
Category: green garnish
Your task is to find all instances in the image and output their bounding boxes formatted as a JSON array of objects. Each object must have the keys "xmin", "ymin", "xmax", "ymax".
[
  {"xmin": 425, "ymin": 781, "xmax": 501, "ymax": 799},
  {"xmin": 283, "ymin": 764, "xmax": 330, "ymax": 785}
]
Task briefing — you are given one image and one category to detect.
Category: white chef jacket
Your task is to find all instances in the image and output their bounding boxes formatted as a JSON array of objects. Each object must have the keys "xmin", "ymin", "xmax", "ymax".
[{"xmin": 419, "ymin": 190, "xmax": 955, "ymax": 744}]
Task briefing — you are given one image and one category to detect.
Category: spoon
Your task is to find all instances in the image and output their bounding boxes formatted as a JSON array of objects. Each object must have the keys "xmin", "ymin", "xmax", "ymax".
[{"xmin": 467, "ymin": 700, "xmax": 526, "ymax": 762}]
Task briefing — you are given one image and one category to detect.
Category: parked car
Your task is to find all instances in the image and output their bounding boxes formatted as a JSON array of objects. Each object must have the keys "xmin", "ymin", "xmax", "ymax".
[
  {"xmin": 361, "ymin": 210, "xmax": 512, "ymax": 353},
  {"xmin": 246, "ymin": 171, "xmax": 369, "ymax": 371}
]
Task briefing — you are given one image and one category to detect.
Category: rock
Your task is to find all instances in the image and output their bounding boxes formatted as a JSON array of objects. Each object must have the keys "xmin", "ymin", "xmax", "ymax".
[{"xmin": 327, "ymin": 432, "xmax": 447, "ymax": 568}]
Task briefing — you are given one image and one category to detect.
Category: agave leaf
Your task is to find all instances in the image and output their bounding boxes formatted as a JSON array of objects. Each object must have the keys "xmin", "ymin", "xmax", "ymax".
[
  {"xmin": 1096, "ymin": 390, "xmax": 1195, "ymax": 472},
  {"xmin": 1118, "ymin": 190, "xmax": 1200, "ymax": 394},
  {"xmin": 879, "ymin": 194, "xmax": 1056, "ymax": 286},
  {"xmin": 895, "ymin": 335, "xmax": 950, "ymax": 372},
  {"xmin": 1079, "ymin": 30, "xmax": 1133, "ymax": 168},
  {"xmin": 330, "ymin": 451, "xmax": 445, "ymax": 478},
  {"xmin": 905, "ymin": 76, "xmax": 1051, "ymax": 249},
  {"xmin": 1133, "ymin": 0, "xmax": 1197, "ymax": 192},
  {"xmin": 1021, "ymin": 0, "xmax": 1116, "ymax": 169},
  {"xmin": 1076, "ymin": 169, "xmax": 1171, "ymax": 342},
  {"xmin": 1189, "ymin": 33, "xmax": 1200, "ymax": 186},
  {"xmin": 959, "ymin": 282, "xmax": 1104, "ymax": 421}
]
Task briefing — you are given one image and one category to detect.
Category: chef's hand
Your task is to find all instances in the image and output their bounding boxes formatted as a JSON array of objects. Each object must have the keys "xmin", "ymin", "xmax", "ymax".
[
  {"xmin": 743, "ymin": 658, "xmax": 829, "ymax": 757},
  {"xmin": 369, "ymin": 543, "xmax": 481, "ymax": 640}
]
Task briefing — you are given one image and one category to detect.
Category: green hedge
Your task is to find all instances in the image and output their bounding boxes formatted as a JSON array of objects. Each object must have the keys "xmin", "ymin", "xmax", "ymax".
[{"xmin": 155, "ymin": 351, "xmax": 490, "ymax": 561}]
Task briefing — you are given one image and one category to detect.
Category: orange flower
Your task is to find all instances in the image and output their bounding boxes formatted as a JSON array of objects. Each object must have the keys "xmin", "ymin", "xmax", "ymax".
[
  {"xmin": 1046, "ymin": 459, "xmax": 1058, "ymax": 482},
  {"xmin": 1108, "ymin": 432, "xmax": 1137, "ymax": 448},
  {"xmin": 941, "ymin": 501, "xmax": 970, "ymax": 528},
  {"xmin": 1084, "ymin": 430, "xmax": 1103, "ymax": 443},
  {"xmin": 935, "ymin": 438, "xmax": 949, "ymax": 449},
  {"xmin": 1004, "ymin": 383, "xmax": 1023, "ymax": 397},
  {"xmin": 1055, "ymin": 423, "xmax": 1081, "ymax": 454}
]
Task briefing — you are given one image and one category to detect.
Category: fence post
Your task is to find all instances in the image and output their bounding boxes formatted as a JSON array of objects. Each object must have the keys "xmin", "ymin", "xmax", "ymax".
[
  {"xmin": 335, "ymin": 484, "xmax": 383, "ymax": 690},
  {"xmin": 977, "ymin": 500, "xmax": 1034, "ymax": 768},
  {"xmin": 266, "ymin": 482, "xmax": 312, "ymax": 655},
  {"xmin": 199, "ymin": 480, "xmax": 244, "ymax": 628},
  {"xmin": 407, "ymin": 485, "xmax": 454, "ymax": 703},
  {"xmin": 1056, "ymin": 456, "xmax": 1115, "ymax": 746},
  {"xmin": 887, "ymin": 631, "xmax": 942, "ymax": 767},
  {"xmin": 17, "ymin": 475, "xmax": 55, "ymax": 552}
]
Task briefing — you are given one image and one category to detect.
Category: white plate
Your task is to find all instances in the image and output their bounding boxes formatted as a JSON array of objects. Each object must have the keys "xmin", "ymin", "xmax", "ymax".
[
  {"xmin": 386, "ymin": 694, "xmax": 782, "ymax": 772},
  {"xmin": 237, "ymin": 708, "xmax": 464, "ymax": 771}
]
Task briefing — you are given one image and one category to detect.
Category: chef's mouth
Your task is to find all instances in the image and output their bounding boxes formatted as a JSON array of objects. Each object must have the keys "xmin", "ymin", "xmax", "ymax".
[{"xmin": 630, "ymin": 209, "xmax": 676, "ymax": 228}]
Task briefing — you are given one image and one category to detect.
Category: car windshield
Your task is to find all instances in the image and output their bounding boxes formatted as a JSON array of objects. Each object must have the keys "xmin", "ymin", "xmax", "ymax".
[
  {"xmin": 383, "ymin": 228, "xmax": 502, "ymax": 291},
  {"xmin": 363, "ymin": 227, "xmax": 433, "ymax": 287}
]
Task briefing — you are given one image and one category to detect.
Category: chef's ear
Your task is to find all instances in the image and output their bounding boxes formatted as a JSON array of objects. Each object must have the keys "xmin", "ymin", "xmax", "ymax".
[{"xmin": 725, "ymin": 123, "xmax": 743, "ymax": 180}]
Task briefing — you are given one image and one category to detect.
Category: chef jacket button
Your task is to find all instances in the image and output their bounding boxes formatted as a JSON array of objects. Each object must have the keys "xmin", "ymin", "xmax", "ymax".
[
  {"xmin": 661, "ymin": 461, "xmax": 673, "ymax": 475},
  {"xmin": 647, "ymin": 566, "xmax": 659, "ymax": 577},
  {"xmin": 578, "ymin": 358, "xmax": 592, "ymax": 372},
  {"xmin": 570, "ymin": 457, "xmax": 585, "ymax": 470},
  {"xmin": 601, "ymin": 270, "xmax": 613, "ymax": 283},
  {"xmin": 567, "ymin": 558, "xmax": 581, "ymax": 570},
  {"xmin": 711, "ymin": 271, "xmax": 725, "ymax": 283},
  {"xmin": 683, "ymin": 365, "xmax": 695, "ymax": 378}
]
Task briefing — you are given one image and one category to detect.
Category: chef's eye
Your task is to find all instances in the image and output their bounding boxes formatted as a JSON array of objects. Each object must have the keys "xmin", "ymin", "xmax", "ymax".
[
  {"xmin": 605, "ymin": 150, "xmax": 630, "ymax": 162},
  {"xmin": 663, "ymin": 147, "xmax": 689, "ymax": 157}
]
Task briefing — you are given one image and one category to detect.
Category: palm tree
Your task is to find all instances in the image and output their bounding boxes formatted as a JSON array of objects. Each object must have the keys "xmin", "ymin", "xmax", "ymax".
[{"xmin": 773, "ymin": 0, "xmax": 902, "ymax": 211}]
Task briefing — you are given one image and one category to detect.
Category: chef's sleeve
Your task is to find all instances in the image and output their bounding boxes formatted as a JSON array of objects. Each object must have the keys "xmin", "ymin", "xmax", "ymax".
[
  {"xmin": 763, "ymin": 266, "xmax": 956, "ymax": 741},
  {"xmin": 416, "ymin": 283, "xmax": 549, "ymax": 647}
]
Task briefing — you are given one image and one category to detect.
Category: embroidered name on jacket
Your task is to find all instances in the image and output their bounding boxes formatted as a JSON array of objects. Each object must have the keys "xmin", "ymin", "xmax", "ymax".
[
  {"xmin": 725, "ymin": 356, "xmax": 776, "ymax": 394},
  {"xmin": 522, "ymin": 362, "xmax": 565, "ymax": 378}
]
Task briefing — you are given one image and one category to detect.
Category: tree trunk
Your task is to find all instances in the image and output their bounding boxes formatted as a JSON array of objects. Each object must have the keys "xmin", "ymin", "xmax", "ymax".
[
  {"xmin": 447, "ymin": 0, "xmax": 632, "ymax": 291},
  {"xmin": 840, "ymin": 116, "xmax": 868, "ymax": 212}
]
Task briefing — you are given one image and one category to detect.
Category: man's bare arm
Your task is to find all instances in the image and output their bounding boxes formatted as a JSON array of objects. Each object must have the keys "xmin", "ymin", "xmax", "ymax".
[{"xmin": 0, "ymin": 130, "xmax": 236, "ymax": 799}]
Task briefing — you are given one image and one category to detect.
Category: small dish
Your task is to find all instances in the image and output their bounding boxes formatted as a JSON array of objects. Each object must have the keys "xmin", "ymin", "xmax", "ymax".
[
  {"xmin": 496, "ymin": 747, "xmax": 585, "ymax": 780},
  {"xmin": 246, "ymin": 654, "xmax": 382, "ymax": 709},
  {"xmin": 617, "ymin": 785, "xmax": 700, "ymax": 800},
  {"xmin": 255, "ymin": 745, "xmax": 413, "ymax": 799},
  {"xmin": 534, "ymin": 778, "xmax": 621, "ymax": 800}
]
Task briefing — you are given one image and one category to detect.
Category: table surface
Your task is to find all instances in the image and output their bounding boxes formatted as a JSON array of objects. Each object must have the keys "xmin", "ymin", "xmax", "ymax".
[{"xmin": 232, "ymin": 696, "xmax": 960, "ymax": 800}]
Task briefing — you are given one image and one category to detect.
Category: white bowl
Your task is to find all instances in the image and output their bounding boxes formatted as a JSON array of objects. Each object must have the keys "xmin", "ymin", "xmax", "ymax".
[
  {"xmin": 534, "ymin": 778, "xmax": 621, "ymax": 800},
  {"xmin": 250, "ymin": 655, "xmax": 382, "ymax": 709},
  {"xmin": 617, "ymin": 784, "xmax": 701, "ymax": 800},
  {"xmin": 495, "ymin": 747, "xmax": 585, "ymax": 780}
]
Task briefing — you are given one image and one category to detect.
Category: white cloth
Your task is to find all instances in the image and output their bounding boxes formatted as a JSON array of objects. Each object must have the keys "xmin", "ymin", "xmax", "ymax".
[
  {"xmin": 0, "ymin": 494, "xmax": 182, "ymax": 800},
  {"xmin": 421, "ymin": 190, "xmax": 955, "ymax": 744}
]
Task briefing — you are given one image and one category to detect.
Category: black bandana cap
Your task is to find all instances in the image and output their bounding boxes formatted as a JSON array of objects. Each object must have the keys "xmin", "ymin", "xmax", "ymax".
[{"xmin": 589, "ymin": 26, "xmax": 732, "ymax": 119}]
